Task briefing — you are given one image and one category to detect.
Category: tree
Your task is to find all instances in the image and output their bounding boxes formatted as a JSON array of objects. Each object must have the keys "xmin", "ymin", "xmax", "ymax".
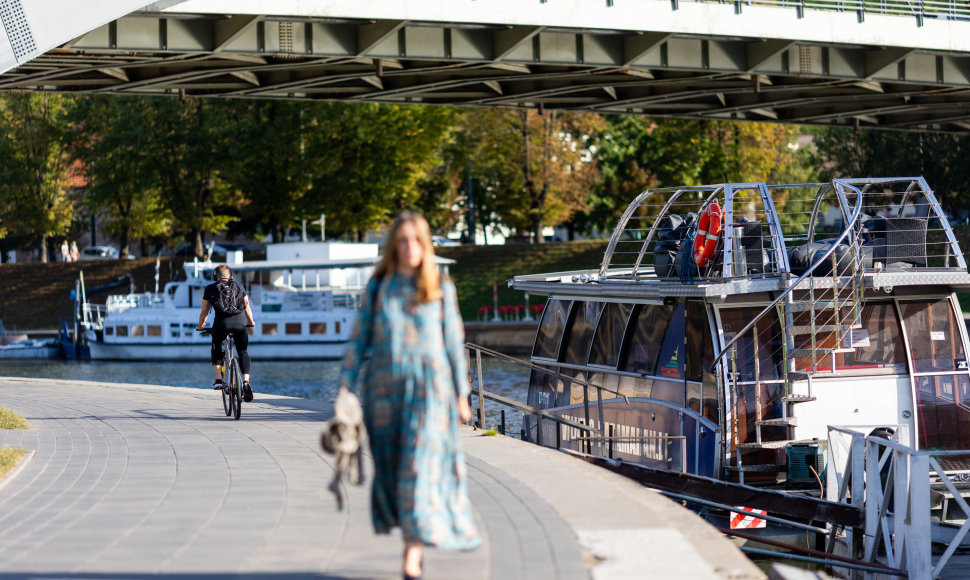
[
  {"xmin": 68, "ymin": 96, "xmax": 172, "ymax": 258},
  {"xmin": 147, "ymin": 97, "xmax": 238, "ymax": 257},
  {"xmin": 219, "ymin": 100, "xmax": 315, "ymax": 243},
  {"xmin": 813, "ymin": 128, "xmax": 970, "ymax": 213},
  {"xmin": 304, "ymin": 103, "xmax": 456, "ymax": 239},
  {"xmin": 0, "ymin": 94, "xmax": 76, "ymax": 262}
]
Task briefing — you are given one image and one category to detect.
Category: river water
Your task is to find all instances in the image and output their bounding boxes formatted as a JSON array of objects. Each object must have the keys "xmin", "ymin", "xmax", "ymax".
[{"xmin": 0, "ymin": 358, "xmax": 531, "ymax": 435}]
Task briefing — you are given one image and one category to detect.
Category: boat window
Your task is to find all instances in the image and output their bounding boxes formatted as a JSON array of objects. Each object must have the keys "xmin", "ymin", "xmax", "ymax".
[
  {"xmin": 589, "ymin": 302, "xmax": 633, "ymax": 368},
  {"xmin": 147, "ymin": 325, "xmax": 162, "ymax": 337},
  {"xmin": 105, "ymin": 327, "xmax": 114, "ymax": 336},
  {"xmin": 263, "ymin": 323, "xmax": 278, "ymax": 336},
  {"xmin": 718, "ymin": 307, "xmax": 784, "ymax": 381},
  {"xmin": 310, "ymin": 322, "xmax": 327, "ymax": 335},
  {"xmin": 915, "ymin": 374, "xmax": 970, "ymax": 449},
  {"xmin": 686, "ymin": 301, "xmax": 713, "ymax": 384},
  {"xmin": 528, "ymin": 366, "xmax": 559, "ymax": 409},
  {"xmin": 285, "ymin": 322, "xmax": 302, "ymax": 335},
  {"xmin": 837, "ymin": 302, "xmax": 906, "ymax": 371},
  {"xmin": 533, "ymin": 299, "xmax": 572, "ymax": 360},
  {"xmin": 336, "ymin": 321, "xmax": 342, "ymax": 334},
  {"xmin": 656, "ymin": 303, "xmax": 687, "ymax": 380},
  {"xmin": 901, "ymin": 299, "xmax": 968, "ymax": 373},
  {"xmin": 169, "ymin": 324, "xmax": 179, "ymax": 338},
  {"xmin": 116, "ymin": 326, "xmax": 128, "ymax": 337},
  {"xmin": 556, "ymin": 368, "xmax": 585, "ymax": 407},
  {"xmin": 619, "ymin": 304, "xmax": 675, "ymax": 376},
  {"xmin": 131, "ymin": 325, "xmax": 144, "ymax": 337},
  {"xmin": 560, "ymin": 301, "xmax": 604, "ymax": 364},
  {"xmin": 182, "ymin": 323, "xmax": 195, "ymax": 338}
]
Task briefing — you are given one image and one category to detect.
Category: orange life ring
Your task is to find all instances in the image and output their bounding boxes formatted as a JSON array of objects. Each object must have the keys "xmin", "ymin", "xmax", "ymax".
[{"xmin": 692, "ymin": 202, "xmax": 723, "ymax": 267}]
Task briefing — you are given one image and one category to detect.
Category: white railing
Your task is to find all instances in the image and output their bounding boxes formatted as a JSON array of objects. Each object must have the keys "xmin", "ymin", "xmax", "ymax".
[
  {"xmin": 694, "ymin": 0, "xmax": 970, "ymax": 22},
  {"xmin": 826, "ymin": 425, "xmax": 970, "ymax": 578},
  {"xmin": 105, "ymin": 293, "xmax": 166, "ymax": 313},
  {"xmin": 81, "ymin": 303, "xmax": 107, "ymax": 330}
]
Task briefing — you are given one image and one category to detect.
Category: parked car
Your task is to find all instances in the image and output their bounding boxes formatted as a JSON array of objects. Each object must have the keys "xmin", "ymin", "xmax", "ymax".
[
  {"xmin": 174, "ymin": 242, "xmax": 246, "ymax": 257},
  {"xmin": 79, "ymin": 246, "xmax": 134, "ymax": 261},
  {"xmin": 431, "ymin": 235, "xmax": 460, "ymax": 247}
]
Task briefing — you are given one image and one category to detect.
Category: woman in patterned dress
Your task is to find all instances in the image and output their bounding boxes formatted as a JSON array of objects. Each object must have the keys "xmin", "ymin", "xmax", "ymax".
[{"xmin": 338, "ymin": 211, "xmax": 480, "ymax": 580}]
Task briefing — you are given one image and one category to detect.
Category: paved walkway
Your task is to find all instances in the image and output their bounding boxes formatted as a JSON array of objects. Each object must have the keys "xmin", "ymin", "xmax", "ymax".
[{"xmin": 0, "ymin": 377, "xmax": 762, "ymax": 579}]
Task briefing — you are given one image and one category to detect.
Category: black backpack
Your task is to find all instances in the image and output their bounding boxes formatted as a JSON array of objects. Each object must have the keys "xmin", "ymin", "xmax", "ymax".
[{"xmin": 212, "ymin": 280, "xmax": 244, "ymax": 316}]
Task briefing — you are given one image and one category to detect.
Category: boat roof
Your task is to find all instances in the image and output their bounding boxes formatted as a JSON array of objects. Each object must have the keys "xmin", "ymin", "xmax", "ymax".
[
  {"xmin": 187, "ymin": 255, "xmax": 455, "ymax": 273},
  {"xmin": 512, "ymin": 177, "xmax": 970, "ymax": 299}
]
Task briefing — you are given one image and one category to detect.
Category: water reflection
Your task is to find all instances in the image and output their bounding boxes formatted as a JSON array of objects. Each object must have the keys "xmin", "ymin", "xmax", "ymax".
[{"xmin": 0, "ymin": 358, "xmax": 530, "ymax": 435}]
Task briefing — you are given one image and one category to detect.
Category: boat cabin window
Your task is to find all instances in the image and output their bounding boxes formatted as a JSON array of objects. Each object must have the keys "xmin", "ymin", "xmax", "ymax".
[
  {"xmin": 718, "ymin": 308, "xmax": 783, "ymax": 381},
  {"xmin": 310, "ymin": 322, "xmax": 327, "ymax": 335},
  {"xmin": 105, "ymin": 327, "xmax": 114, "ymax": 336},
  {"xmin": 588, "ymin": 302, "xmax": 633, "ymax": 367},
  {"xmin": 147, "ymin": 325, "xmax": 162, "ymax": 337},
  {"xmin": 263, "ymin": 323, "xmax": 278, "ymax": 336},
  {"xmin": 560, "ymin": 301, "xmax": 604, "ymax": 364},
  {"xmin": 131, "ymin": 325, "xmax": 144, "ymax": 337},
  {"xmin": 533, "ymin": 299, "xmax": 572, "ymax": 360},
  {"xmin": 116, "ymin": 325, "xmax": 128, "ymax": 337},
  {"xmin": 838, "ymin": 303, "xmax": 906, "ymax": 372},
  {"xmin": 169, "ymin": 323, "xmax": 180, "ymax": 338},
  {"xmin": 286, "ymin": 323, "xmax": 302, "ymax": 335},
  {"xmin": 900, "ymin": 299, "xmax": 968, "ymax": 373},
  {"xmin": 656, "ymin": 303, "xmax": 686, "ymax": 380},
  {"xmin": 620, "ymin": 304, "xmax": 675, "ymax": 376}
]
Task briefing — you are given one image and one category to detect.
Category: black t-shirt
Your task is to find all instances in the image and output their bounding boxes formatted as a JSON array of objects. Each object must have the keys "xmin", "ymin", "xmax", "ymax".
[{"xmin": 203, "ymin": 280, "xmax": 247, "ymax": 328}]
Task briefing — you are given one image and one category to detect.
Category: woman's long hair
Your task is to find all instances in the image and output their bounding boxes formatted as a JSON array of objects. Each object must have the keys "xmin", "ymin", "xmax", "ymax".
[{"xmin": 373, "ymin": 211, "xmax": 442, "ymax": 303}]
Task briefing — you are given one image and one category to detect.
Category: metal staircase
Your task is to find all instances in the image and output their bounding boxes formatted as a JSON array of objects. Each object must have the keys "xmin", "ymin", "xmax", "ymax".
[{"xmin": 718, "ymin": 180, "xmax": 866, "ymax": 483}]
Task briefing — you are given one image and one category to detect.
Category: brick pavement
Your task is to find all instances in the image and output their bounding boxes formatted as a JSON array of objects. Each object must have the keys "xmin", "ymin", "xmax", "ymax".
[{"xmin": 0, "ymin": 377, "xmax": 762, "ymax": 579}]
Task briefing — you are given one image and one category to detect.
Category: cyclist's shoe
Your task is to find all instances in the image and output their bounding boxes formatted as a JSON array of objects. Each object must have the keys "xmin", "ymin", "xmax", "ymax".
[
  {"xmin": 243, "ymin": 382, "xmax": 254, "ymax": 402},
  {"xmin": 212, "ymin": 379, "xmax": 225, "ymax": 390}
]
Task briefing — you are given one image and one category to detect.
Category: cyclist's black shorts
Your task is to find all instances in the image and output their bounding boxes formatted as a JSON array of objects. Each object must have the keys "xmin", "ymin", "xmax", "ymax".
[{"xmin": 211, "ymin": 325, "xmax": 251, "ymax": 375}]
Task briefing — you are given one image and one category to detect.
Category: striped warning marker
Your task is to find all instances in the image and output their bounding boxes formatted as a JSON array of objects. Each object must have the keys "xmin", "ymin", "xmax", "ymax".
[{"xmin": 729, "ymin": 506, "xmax": 767, "ymax": 529}]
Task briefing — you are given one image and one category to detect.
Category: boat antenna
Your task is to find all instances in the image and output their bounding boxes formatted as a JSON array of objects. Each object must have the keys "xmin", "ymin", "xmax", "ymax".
[{"xmin": 155, "ymin": 252, "xmax": 161, "ymax": 294}]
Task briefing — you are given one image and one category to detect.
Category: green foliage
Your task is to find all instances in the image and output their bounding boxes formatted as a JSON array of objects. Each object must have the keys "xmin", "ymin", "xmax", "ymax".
[
  {"xmin": 67, "ymin": 96, "xmax": 173, "ymax": 257},
  {"xmin": 305, "ymin": 103, "xmax": 457, "ymax": 239},
  {"xmin": 0, "ymin": 94, "xmax": 76, "ymax": 261},
  {"xmin": 813, "ymin": 128, "xmax": 970, "ymax": 213}
]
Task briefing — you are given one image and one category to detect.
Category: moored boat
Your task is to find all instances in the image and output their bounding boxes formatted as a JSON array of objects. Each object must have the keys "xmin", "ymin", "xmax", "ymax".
[
  {"xmin": 82, "ymin": 241, "xmax": 452, "ymax": 361},
  {"xmin": 510, "ymin": 177, "xmax": 970, "ymax": 488}
]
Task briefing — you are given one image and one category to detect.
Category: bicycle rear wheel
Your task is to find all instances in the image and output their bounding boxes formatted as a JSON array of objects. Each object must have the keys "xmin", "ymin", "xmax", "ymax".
[
  {"xmin": 229, "ymin": 358, "xmax": 242, "ymax": 420},
  {"xmin": 221, "ymin": 364, "xmax": 232, "ymax": 416}
]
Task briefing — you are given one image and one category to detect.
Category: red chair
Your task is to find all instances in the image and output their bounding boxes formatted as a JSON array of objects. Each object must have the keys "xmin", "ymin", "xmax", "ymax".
[
  {"xmin": 530, "ymin": 304, "xmax": 545, "ymax": 318},
  {"xmin": 477, "ymin": 305, "xmax": 492, "ymax": 321},
  {"xmin": 511, "ymin": 304, "xmax": 525, "ymax": 320},
  {"xmin": 499, "ymin": 305, "xmax": 515, "ymax": 321}
]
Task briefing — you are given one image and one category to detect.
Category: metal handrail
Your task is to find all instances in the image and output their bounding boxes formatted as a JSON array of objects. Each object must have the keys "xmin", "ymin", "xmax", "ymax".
[
  {"xmin": 709, "ymin": 179, "xmax": 864, "ymax": 372},
  {"xmin": 696, "ymin": 0, "xmax": 970, "ymax": 20},
  {"xmin": 464, "ymin": 342, "xmax": 629, "ymax": 402}
]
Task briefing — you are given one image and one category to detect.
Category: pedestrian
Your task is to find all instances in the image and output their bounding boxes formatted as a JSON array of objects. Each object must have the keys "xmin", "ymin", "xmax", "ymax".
[
  {"xmin": 60, "ymin": 240, "xmax": 69, "ymax": 263},
  {"xmin": 338, "ymin": 211, "xmax": 480, "ymax": 580},
  {"xmin": 70, "ymin": 241, "xmax": 79, "ymax": 262}
]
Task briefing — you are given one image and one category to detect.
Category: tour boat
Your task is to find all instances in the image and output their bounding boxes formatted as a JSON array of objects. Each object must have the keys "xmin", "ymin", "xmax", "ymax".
[
  {"xmin": 510, "ymin": 177, "xmax": 970, "ymax": 488},
  {"xmin": 82, "ymin": 241, "xmax": 451, "ymax": 361}
]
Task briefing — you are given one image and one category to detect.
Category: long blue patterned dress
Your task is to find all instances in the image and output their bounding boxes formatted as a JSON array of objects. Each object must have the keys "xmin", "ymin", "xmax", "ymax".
[{"xmin": 339, "ymin": 273, "xmax": 481, "ymax": 550}]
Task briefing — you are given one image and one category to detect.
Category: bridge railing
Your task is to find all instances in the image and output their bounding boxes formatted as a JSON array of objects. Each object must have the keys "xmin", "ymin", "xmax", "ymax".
[{"xmin": 703, "ymin": 0, "xmax": 970, "ymax": 22}]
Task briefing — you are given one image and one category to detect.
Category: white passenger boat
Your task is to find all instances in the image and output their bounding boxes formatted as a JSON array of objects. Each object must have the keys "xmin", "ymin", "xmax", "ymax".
[
  {"xmin": 82, "ymin": 241, "xmax": 452, "ymax": 361},
  {"xmin": 510, "ymin": 177, "xmax": 970, "ymax": 486}
]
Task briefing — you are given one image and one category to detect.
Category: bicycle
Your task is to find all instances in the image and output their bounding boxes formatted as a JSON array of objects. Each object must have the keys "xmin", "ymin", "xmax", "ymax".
[{"xmin": 199, "ymin": 328, "xmax": 242, "ymax": 420}]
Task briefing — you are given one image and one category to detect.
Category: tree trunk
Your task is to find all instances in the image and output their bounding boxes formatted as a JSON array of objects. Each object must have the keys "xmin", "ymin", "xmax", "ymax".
[
  {"xmin": 193, "ymin": 229, "xmax": 204, "ymax": 259},
  {"xmin": 119, "ymin": 226, "xmax": 131, "ymax": 259},
  {"xmin": 39, "ymin": 234, "xmax": 48, "ymax": 263}
]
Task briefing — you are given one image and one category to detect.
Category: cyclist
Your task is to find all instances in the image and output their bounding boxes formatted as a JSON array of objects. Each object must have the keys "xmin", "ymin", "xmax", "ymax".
[{"xmin": 196, "ymin": 264, "xmax": 256, "ymax": 401}]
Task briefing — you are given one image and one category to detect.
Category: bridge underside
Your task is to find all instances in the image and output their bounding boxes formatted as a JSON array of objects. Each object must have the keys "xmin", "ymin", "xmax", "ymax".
[{"xmin": 7, "ymin": 11, "xmax": 970, "ymax": 132}]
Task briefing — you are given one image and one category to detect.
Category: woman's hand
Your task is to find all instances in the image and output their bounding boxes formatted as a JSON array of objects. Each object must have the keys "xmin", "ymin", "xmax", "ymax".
[{"xmin": 458, "ymin": 395, "xmax": 473, "ymax": 424}]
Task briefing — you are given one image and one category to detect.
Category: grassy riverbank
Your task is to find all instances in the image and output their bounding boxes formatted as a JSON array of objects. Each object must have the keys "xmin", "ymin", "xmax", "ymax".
[{"xmin": 0, "ymin": 406, "xmax": 29, "ymax": 480}]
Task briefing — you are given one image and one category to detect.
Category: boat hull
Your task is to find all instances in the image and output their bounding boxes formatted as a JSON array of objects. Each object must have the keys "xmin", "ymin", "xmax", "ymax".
[
  {"xmin": 0, "ymin": 344, "xmax": 60, "ymax": 359},
  {"xmin": 87, "ymin": 339, "xmax": 348, "ymax": 361}
]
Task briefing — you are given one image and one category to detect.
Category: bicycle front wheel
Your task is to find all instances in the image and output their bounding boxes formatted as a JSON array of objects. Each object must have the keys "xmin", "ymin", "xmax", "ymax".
[{"xmin": 229, "ymin": 358, "xmax": 242, "ymax": 420}]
